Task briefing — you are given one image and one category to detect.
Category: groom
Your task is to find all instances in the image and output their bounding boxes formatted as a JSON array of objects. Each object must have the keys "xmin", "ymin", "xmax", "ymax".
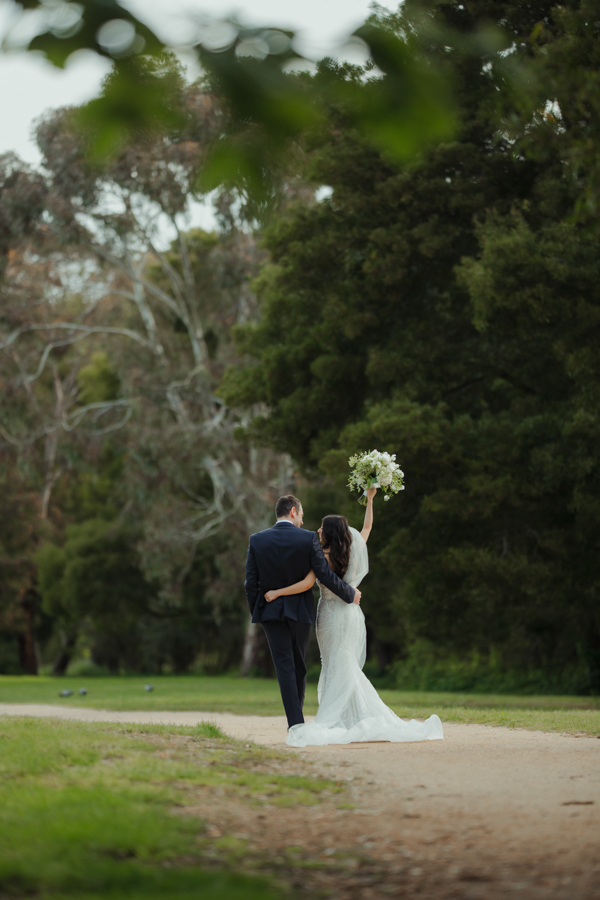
[{"xmin": 244, "ymin": 495, "xmax": 361, "ymax": 728}]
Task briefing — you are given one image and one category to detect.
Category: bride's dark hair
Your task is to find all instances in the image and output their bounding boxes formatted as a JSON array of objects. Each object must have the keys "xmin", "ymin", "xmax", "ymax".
[{"xmin": 321, "ymin": 515, "xmax": 352, "ymax": 579}]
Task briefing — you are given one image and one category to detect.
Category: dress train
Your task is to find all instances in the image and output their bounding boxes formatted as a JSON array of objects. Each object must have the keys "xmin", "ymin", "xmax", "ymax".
[{"xmin": 287, "ymin": 528, "xmax": 443, "ymax": 747}]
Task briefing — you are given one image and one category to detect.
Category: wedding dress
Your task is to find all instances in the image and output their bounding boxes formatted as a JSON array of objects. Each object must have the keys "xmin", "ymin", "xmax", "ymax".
[{"xmin": 287, "ymin": 527, "xmax": 443, "ymax": 747}]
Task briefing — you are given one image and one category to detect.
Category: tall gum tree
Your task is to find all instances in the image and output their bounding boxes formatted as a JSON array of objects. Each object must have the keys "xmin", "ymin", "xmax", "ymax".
[{"xmin": 0, "ymin": 63, "xmax": 292, "ymax": 673}]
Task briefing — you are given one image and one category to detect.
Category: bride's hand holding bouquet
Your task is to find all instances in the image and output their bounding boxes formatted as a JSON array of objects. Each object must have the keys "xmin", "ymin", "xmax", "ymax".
[{"xmin": 348, "ymin": 450, "xmax": 405, "ymax": 506}]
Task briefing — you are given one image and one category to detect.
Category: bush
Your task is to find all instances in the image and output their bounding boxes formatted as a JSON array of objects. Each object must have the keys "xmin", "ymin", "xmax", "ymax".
[
  {"xmin": 387, "ymin": 640, "xmax": 590, "ymax": 695},
  {"xmin": 65, "ymin": 659, "xmax": 110, "ymax": 678},
  {"xmin": 0, "ymin": 634, "xmax": 21, "ymax": 675}
]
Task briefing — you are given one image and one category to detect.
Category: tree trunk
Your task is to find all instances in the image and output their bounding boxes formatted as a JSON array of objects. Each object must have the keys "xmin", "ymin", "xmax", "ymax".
[
  {"xmin": 41, "ymin": 367, "xmax": 64, "ymax": 519},
  {"xmin": 53, "ymin": 630, "xmax": 77, "ymax": 676},
  {"xmin": 241, "ymin": 621, "xmax": 259, "ymax": 676},
  {"xmin": 241, "ymin": 619, "xmax": 274, "ymax": 677},
  {"xmin": 18, "ymin": 589, "xmax": 38, "ymax": 675}
]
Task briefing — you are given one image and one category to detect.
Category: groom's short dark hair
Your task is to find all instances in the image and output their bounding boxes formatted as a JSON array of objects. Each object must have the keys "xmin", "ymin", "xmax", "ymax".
[{"xmin": 276, "ymin": 495, "xmax": 302, "ymax": 518}]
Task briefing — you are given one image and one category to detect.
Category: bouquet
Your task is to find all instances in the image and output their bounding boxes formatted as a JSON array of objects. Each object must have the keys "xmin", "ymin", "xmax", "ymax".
[{"xmin": 348, "ymin": 450, "xmax": 405, "ymax": 505}]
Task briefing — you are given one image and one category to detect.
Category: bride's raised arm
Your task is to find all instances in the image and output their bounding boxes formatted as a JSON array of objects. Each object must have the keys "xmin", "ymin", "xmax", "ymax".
[
  {"xmin": 361, "ymin": 488, "xmax": 377, "ymax": 543},
  {"xmin": 265, "ymin": 570, "xmax": 317, "ymax": 603}
]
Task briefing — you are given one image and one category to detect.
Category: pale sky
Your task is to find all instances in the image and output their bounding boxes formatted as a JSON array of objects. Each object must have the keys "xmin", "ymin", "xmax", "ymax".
[{"xmin": 0, "ymin": 0, "xmax": 397, "ymax": 166}]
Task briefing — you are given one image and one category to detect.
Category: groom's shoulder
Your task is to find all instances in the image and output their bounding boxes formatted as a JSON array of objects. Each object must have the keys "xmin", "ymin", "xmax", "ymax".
[
  {"xmin": 249, "ymin": 525, "xmax": 285, "ymax": 542},
  {"xmin": 250, "ymin": 525, "xmax": 316, "ymax": 544},
  {"xmin": 249, "ymin": 526, "xmax": 273, "ymax": 542}
]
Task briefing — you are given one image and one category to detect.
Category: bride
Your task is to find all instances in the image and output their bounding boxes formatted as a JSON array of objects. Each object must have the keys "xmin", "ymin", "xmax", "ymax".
[{"xmin": 264, "ymin": 489, "xmax": 443, "ymax": 747}]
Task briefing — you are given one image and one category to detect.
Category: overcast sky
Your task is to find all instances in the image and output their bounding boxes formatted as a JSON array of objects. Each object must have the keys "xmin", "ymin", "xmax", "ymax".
[{"xmin": 0, "ymin": 0, "xmax": 396, "ymax": 166}]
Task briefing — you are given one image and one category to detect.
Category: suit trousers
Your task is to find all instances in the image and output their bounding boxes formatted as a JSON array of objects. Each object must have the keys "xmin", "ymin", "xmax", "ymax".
[{"xmin": 262, "ymin": 617, "xmax": 312, "ymax": 727}]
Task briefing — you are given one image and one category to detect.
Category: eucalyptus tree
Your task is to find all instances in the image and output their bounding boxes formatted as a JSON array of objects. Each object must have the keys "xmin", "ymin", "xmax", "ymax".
[{"xmin": 0, "ymin": 66, "xmax": 291, "ymax": 672}]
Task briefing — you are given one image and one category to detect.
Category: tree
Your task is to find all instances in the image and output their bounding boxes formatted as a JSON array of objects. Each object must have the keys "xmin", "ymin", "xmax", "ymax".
[
  {"xmin": 0, "ymin": 459, "xmax": 42, "ymax": 674},
  {"xmin": 0, "ymin": 65, "xmax": 295, "ymax": 673},
  {"xmin": 223, "ymin": 0, "xmax": 600, "ymax": 691},
  {"xmin": 37, "ymin": 518, "xmax": 151, "ymax": 673}
]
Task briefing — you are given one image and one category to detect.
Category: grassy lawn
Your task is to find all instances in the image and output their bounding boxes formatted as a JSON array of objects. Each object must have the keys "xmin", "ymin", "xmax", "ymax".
[
  {"xmin": 0, "ymin": 716, "xmax": 344, "ymax": 899},
  {"xmin": 1, "ymin": 674, "xmax": 599, "ymax": 736}
]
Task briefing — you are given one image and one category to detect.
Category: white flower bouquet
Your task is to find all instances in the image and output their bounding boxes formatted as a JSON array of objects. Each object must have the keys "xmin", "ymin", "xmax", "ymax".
[{"xmin": 348, "ymin": 450, "xmax": 405, "ymax": 505}]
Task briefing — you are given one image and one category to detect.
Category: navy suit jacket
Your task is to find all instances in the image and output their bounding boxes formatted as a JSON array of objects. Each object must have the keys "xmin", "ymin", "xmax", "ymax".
[{"xmin": 245, "ymin": 521, "xmax": 355, "ymax": 625}]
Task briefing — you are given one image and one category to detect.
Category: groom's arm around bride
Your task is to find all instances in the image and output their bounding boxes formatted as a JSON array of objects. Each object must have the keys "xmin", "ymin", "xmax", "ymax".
[{"xmin": 244, "ymin": 499, "xmax": 359, "ymax": 624}]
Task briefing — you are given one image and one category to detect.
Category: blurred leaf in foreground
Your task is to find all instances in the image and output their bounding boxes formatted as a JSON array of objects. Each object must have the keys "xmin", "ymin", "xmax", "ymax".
[
  {"xmin": 76, "ymin": 53, "xmax": 189, "ymax": 159},
  {"xmin": 3, "ymin": 1, "xmax": 460, "ymax": 188},
  {"xmin": 4, "ymin": 0, "xmax": 163, "ymax": 67}
]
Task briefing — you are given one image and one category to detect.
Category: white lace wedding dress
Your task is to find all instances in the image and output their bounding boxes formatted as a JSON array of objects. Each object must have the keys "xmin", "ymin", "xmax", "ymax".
[{"xmin": 287, "ymin": 527, "xmax": 443, "ymax": 747}]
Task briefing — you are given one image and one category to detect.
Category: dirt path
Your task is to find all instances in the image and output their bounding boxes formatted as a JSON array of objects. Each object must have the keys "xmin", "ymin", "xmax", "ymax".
[{"xmin": 2, "ymin": 704, "xmax": 599, "ymax": 898}]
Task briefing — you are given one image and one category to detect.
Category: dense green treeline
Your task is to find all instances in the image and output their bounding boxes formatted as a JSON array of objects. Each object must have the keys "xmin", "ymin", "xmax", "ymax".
[{"xmin": 223, "ymin": 0, "xmax": 600, "ymax": 692}]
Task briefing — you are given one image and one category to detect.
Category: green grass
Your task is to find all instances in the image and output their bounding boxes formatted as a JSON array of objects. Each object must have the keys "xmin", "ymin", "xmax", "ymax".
[
  {"xmin": 0, "ymin": 674, "xmax": 289, "ymax": 714},
  {"xmin": 376, "ymin": 687, "xmax": 600, "ymax": 736},
  {"xmin": 383, "ymin": 700, "xmax": 600, "ymax": 736},
  {"xmin": 0, "ymin": 716, "xmax": 343, "ymax": 899},
  {"xmin": 1, "ymin": 674, "xmax": 599, "ymax": 736}
]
